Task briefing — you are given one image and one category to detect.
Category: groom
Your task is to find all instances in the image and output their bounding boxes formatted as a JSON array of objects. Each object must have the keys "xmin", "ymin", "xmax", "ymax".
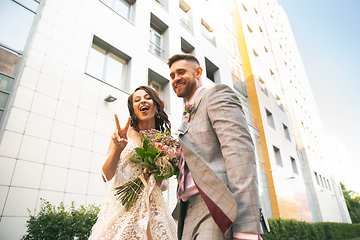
[{"xmin": 168, "ymin": 54, "xmax": 267, "ymax": 240}]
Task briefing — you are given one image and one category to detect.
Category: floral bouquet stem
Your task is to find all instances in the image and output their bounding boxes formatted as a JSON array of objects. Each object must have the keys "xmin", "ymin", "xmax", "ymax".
[
  {"xmin": 114, "ymin": 168, "xmax": 155, "ymax": 211},
  {"xmin": 114, "ymin": 177, "xmax": 142, "ymax": 211}
]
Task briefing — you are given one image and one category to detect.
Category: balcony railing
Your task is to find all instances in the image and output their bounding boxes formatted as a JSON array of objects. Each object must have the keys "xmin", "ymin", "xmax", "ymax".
[
  {"xmin": 179, "ymin": 18, "xmax": 189, "ymax": 29},
  {"xmin": 148, "ymin": 41, "xmax": 164, "ymax": 59},
  {"xmin": 243, "ymin": 110, "xmax": 258, "ymax": 130},
  {"xmin": 232, "ymin": 74, "xmax": 247, "ymax": 97}
]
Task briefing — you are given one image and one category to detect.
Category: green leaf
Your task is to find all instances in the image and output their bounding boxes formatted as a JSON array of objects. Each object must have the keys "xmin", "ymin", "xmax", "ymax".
[
  {"xmin": 145, "ymin": 151, "xmax": 157, "ymax": 159},
  {"xmin": 129, "ymin": 158, "xmax": 143, "ymax": 163},
  {"xmin": 143, "ymin": 138, "xmax": 149, "ymax": 151},
  {"xmin": 147, "ymin": 147, "xmax": 158, "ymax": 153},
  {"xmin": 148, "ymin": 155, "xmax": 154, "ymax": 165},
  {"xmin": 155, "ymin": 175, "xmax": 165, "ymax": 182},
  {"xmin": 144, "ymin": 156, "xmax": 150, "ymax": 164},
  {"xmin": 144, "ymin": 162, "xmax": 156, "ymax": 169},
  {"xmin": 135, "ymin": 148, "xmax": 146, "ymax": 159}
]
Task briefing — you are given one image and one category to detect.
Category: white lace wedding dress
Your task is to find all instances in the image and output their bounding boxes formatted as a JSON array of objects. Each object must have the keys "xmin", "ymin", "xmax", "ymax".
[{"xmin": 89, "ymin": 138, "xmax": 177, "ymax": 240}]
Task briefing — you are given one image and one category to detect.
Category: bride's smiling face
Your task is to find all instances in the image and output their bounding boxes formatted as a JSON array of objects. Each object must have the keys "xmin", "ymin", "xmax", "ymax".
[{"xmin": 133, "ymin": 89, "xmax": 156, "ymax": 124}]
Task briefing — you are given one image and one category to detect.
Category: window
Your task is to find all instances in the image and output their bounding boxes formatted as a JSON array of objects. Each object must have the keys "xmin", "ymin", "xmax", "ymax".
[
  {"xmin": 270, "ymin": 69, "xmax": 275, "ymax": 82},
  {"xmin": 301, "ymin": 121, "xmax": 306, "ymax": 133},
  {"xmin": 283, "ymin": 124, "xmax": 291, "ymax": 141},
  {"xmin": 255, "ymin": 135, "xmax": 265, "ymax": 172},
  {"xmin": 154, "ymin": 0, "xmax": 168, "ymax": 10},
  {"xmin": 273, "ymin": 146, "xmax": 283, "ymax": 167},
  {"xmin": 266, "ymin": 108, "xmax": 275, "ymax": 129},
  {"xmin": 319, "ymin": 174, "xmax": 324, "ymax": 187},
  {"xmin": 204, "ymin": 57, "xmax": 219, "ymax": 83},
  {"xmin": 179, "ymin": 0, "xmax": 191, "ymax": 29},
  {"xmin": 0, "ymin": 73, "xmax": 14, "ymax": 120},
  {"xmin": 148, "ymin": 79, "xmax": 161, "ymax": 95},
  {"xmin": 0, "ymin": 0, "xmax": 40, "ymax": 124},
  {"xmin": 276, "ymin": 95, "xmax": 284, "ymax": 111},
  {"xmin": 290, "ymin": 157, "xmax": 298, "ymax": 174},
  {"xmin": 259, "ymin": 78, "xmax": 268, "ymax": 96},
  {"xmin": 86, "ymin": 36, "xmax": 131, "ymax": 90},
  {"xmin": 0, "ymin": 0, "xmax": 39, "ymax": 52},
  {"xmin": 100, "ymin": 0, "xmax": 136, "ymax": 21},
  {"xmin": 148, "ymin": 69, "xmax": 170, "ymax": 112},
  {"xmin": 231, "ymin": 65, "xmax": 247, "ymax": 97},
  {"xmin": 201, "ymin": 19, "xmax": 215, "ymax": 45},
  {"xmin": 247, "ymin": 25, "xmax": 253, "ymax": 33},
  {"xmin": 327, "ymin": 179, "xmax": 331, "ymax": 190},
  {"xmin": 314, "ymin": 172, "xmax": 320, "ymax": 185},
  {"xmin": 237, "ymin": 93, "xmax": 251, "ymax": 126},
  {"xmin": 0, "ymin": 46, "xmax": 21, "ymax": 77},
  {"xmin": 149, "ymin": 27, "xmax": 163, "ymax": 57},
  {"xmin": 242, "ymin": 3, "xmax": 247, "ymax": 11},
  {"xmin": 181, "ymin": 37, "xmax": 194, "ymax": 54},
  {"xmin": 227, "ymin": 36, "xmax": 238, "ymax": 59},
  {"xmin": 323, "ymin": 177, "xmax": 327, "ymax": 189},
  {"xmin": 149, "ymin": 13, "xmax": 168, "ymax": 59}
]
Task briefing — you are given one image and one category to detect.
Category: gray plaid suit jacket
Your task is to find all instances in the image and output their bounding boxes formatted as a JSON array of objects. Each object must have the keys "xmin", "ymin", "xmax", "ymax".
[{"xmin": 176, "ymin": 84, "xmax": 263, "ymax": 237}]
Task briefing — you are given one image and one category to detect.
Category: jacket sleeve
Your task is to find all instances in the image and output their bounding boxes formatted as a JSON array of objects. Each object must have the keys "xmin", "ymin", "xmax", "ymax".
[{"xmin": 207, "ymin": 84, "xmax": 262, "ymax": 234}]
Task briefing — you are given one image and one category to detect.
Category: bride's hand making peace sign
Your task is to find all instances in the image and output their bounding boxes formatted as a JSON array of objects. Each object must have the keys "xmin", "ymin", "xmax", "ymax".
[{"xmin": 112, "ymin": 114, "xmax": 131, "ymax": 151}]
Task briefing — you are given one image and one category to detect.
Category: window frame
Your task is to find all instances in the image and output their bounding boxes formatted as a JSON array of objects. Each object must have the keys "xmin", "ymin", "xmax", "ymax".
[
  {"xmin": 100, "ymin": 0, "xmax": 136, "ymax": 21},
  {"xmin": 266, "ymin": 108, "xmax": 275, "ymax": 129},
  {"xmin": 290, "ymin": 157, "xmax": 298, "ymax": 174},
  {"xmin": 85, "ymin": 36, "xmax": 131, "ymax": 91},
  {"xmin": 283, "ymin": 123, "xmax": 291, "ymax": 141},
  {"xmin": 149, "ymin": 27, "xmax": 164, "ymax": 58},
  {"xmin": 201, "ymin": 19, "xmax": 215, "ymax": 45},
  {"xmin": 273, "ymin": 146, "xmax": 283, "ymax": 167}
]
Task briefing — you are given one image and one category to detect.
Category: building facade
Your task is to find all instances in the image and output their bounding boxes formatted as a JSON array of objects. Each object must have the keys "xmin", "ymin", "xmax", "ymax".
[
  {"xmin": 0, "ymin": 0, "xmax": 350, "ymax": 239},
  {"xmin": 231, "ymin": 0, "xmax": 350, "ymax": 223}
]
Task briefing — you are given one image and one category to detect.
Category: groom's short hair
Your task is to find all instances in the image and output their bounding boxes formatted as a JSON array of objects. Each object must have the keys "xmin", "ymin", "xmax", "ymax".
[{"xmin": 167, "ymin": 54, "xmax": 200, "ymax": 68}]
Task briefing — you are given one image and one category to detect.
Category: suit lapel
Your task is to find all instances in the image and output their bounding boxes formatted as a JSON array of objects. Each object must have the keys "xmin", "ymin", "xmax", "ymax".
[
  {"xmin": 178, "ymin": 138, "xmax": 237, "ymax": 237},
  {"xmin": 187, "ymin": 87, "xmax": 206, "ymax": 122},
  {"xmin": 178, "ymin": 88, "xmax": 206, "ymax": 136}
]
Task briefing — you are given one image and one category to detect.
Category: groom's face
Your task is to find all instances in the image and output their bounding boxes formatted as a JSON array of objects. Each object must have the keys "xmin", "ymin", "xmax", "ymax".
[{"xmin": 170, "ymin": 59, "xmax": 201, "ymax": 102}]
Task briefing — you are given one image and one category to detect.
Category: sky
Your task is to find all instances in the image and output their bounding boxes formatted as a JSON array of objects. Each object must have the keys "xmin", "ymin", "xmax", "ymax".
[{"xmin": 276, "ymin": 0, "xmax": 360, "ymax": 191}]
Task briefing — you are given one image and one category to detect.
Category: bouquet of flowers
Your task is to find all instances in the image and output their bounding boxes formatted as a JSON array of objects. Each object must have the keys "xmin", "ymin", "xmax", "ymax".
[{"xmin": 114, "ymin": 129, "xmax": 180, "ymax": 211}]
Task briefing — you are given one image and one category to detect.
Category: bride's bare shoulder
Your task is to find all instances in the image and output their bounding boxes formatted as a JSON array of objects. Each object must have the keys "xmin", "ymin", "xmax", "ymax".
[{"xmin": 127, "ymin": 127, "xmax": 141, "ymax": 146}]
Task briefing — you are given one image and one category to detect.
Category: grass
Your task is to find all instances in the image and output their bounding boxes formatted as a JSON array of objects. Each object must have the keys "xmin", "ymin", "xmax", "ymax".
[{"xmin": 350, "ymin": 238, "xmax": 360, "ymax": 240}]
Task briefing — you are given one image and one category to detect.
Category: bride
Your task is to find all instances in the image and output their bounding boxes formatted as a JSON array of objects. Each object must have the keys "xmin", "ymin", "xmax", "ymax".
[{"xmin": 89, "ymin": 86, "xmax": 177, "ymax": 240}]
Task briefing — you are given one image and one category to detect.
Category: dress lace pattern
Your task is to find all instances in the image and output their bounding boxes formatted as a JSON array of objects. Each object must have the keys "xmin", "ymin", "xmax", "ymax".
[{"xmin": 89, "ymin": 139, "xmax": 177, "ymax": 240}]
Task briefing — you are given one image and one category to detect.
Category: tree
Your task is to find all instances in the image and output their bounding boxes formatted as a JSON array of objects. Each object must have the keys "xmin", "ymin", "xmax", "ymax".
[{"xmin": 341, "ymin": 182, "xmax": 360, "ymax": 224}]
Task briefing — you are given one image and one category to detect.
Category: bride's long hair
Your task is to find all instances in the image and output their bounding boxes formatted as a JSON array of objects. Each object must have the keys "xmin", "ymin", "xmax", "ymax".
[{"xmin": 127, "ymin": 86, "xmax": 171, "ymax": 133}]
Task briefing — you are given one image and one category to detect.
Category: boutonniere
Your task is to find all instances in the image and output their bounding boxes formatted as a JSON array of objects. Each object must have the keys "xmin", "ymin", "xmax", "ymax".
[
  {"xmin": 183, "ymin": 88, "xmax": 208, "ymax": 122},
  {"xmin": 185, "ymin": 103, "xmax": 195, "ymax": 114},
  {"xmin": 183, "ymin": 102, "xmax": 198, "ymax": 122}
]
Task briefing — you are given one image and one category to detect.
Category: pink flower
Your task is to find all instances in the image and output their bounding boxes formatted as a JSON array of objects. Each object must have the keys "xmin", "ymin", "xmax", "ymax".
[{"xmin": 187, "ymin": 104, "xmax": 192, "ymax": 109}]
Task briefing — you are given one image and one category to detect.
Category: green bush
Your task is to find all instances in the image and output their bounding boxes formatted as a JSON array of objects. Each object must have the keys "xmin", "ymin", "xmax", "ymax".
[
  {"xmin": 22, "ymin": 199, "xmax": 100, "ymax": 240},
  {"xmin": 262, "ymin": 218, "xmax": 360, "ymax": 240}
]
